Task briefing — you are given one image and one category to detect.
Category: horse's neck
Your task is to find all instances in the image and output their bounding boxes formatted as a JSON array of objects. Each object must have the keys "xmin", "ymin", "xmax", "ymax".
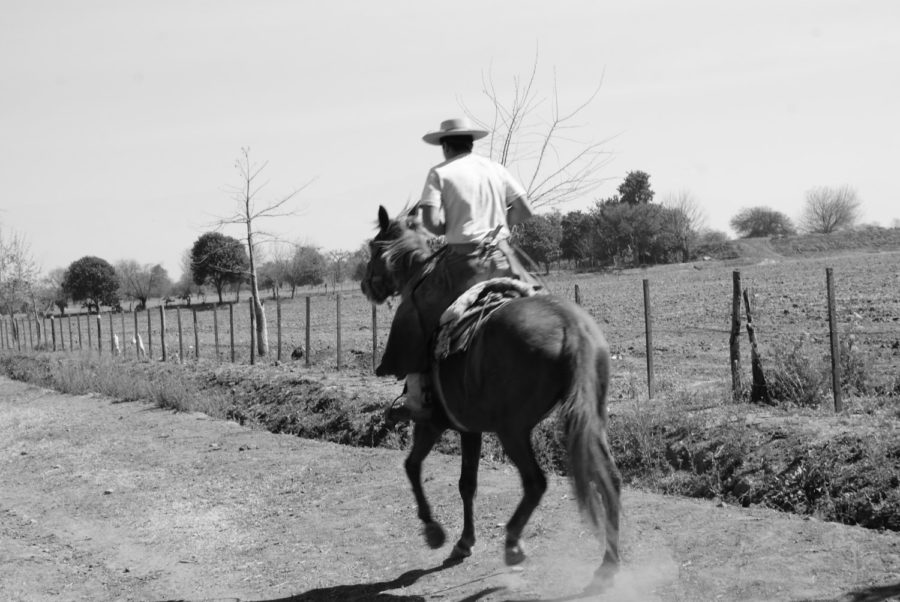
[{"xmin": 395, "ymin": 257, "xmax": 429, "ymax": 299}]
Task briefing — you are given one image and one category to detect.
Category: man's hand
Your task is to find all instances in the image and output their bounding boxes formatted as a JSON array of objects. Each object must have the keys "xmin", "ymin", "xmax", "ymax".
[{"xmin": 507, "ymin": 196, "xmax": 534, "ymax": 227}]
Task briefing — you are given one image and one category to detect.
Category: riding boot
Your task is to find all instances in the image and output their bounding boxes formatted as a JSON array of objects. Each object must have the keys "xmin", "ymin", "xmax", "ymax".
[{"xmin": 403, "ymin": 372, "xmax": 433, "ymax": 421}]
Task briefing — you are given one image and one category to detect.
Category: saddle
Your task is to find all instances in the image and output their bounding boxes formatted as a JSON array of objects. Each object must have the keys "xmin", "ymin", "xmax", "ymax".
[{"xmin": 434, "ymin": 277, "xmax": 541, "ymax": 360}]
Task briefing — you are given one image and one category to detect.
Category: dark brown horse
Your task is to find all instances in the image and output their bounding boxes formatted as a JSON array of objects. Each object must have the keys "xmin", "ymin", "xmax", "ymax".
[{"xmin": 362, "ymin": 206, "xmax": 621, "ymax": 593}]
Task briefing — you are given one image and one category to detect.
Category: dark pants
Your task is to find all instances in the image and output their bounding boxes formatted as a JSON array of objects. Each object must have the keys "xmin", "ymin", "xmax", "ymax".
[{"xmin": 376, "ymin": 240, "xmax": 534, "ymax": 378}]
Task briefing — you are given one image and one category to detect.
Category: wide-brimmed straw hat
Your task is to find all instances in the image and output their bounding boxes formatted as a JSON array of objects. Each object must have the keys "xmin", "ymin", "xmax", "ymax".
[{"xmin": 422, "ymin": 118, "xmax": 489, "ymax": 145}]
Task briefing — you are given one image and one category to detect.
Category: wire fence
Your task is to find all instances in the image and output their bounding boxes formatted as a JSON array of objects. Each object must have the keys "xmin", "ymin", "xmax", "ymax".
[{"xmin": 2, "ymin": 255, "xmax": 898, "ymax": 412}]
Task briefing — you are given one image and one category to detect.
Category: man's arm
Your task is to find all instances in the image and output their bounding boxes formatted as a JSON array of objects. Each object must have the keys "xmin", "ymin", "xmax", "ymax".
[
  {"xmin": 507, "ymin": 195, "xmax": 533, "ymax": 227},
  {"xmin": 420, "ymin": 204, "xmax": 446, "ymax": 236}
]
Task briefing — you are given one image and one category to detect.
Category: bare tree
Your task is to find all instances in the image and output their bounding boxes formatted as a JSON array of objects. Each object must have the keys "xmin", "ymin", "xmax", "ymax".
[
  {"xmin": 216, "ymin": 147, "xmax": 312, "ymax": 357},
  {"xmin": 0, "ymin": 227, "xmax": 39, "ymax": 318},
  {"xmin": 461, "ymin": 53, "xmax": 614, "ymax": 210},
  {"xmin": 662, "ymin": 190, "xmax": 708, "ymax": 262},
  {"xmin": 35, "ymin": 267, "xmax": 68, "ymax": 315},
  {"xmin": 115, "ymin": 260, "xmax": 172, "ymax": 311},
  {"xmin": 800, "ymin": 185, "xmax": 861, "ymax": 234}
]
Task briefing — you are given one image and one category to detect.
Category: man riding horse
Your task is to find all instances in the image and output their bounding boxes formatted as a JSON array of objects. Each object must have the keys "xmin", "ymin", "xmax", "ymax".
[{"xmin": 379, "ymin": 117, "xmax": 537, "ymax": 421}]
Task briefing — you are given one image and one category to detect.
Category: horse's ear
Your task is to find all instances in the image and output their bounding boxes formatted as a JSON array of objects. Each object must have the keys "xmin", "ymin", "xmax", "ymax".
[
  {"xmin": 377, "ymin": 205, "xmax": 390, "ymax": 231},
  {"xmin": 407, "ymin": 204, "xmax": 419, "ymax": 217}
]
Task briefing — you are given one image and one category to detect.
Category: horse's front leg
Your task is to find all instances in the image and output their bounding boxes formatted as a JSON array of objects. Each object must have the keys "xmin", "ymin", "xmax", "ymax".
[
  {"xmin": 450, "ymin": 431, "xmax": 482, "ymax": 560},
  {"xmin": 404, "ymin": 420, "xmax": 446, "ymax": 549}
]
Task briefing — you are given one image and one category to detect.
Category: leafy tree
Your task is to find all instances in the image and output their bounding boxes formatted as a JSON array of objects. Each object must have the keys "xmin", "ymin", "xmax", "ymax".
[
  {"xmin": 694, "ymin": 229, "xmax": 733, "ymax": 258},
  {"xmin": 116, "ymin": 260, "xmax": 172, "ymax": 310},
  {"xmin": 62, "ymin": 256, "xmax": 119, "ymax": 314},
  {"xmin": 730, "ymin": 207, "xmax": 796, "ymax": 238},
  {"xmin": 190, "ymin": 232, "xmax": 249, "ymax": 303},
  {"xmin": 618, "ymin": 170, "xmax": 654, "ymax": 205},
  {"xmin": 287, "ymin": 245, "xmax": 327, "ymax": 294},
  {"xmin": 800, "ymin": 185, "xmax": 861, "ymax": 234},
  {"xmin": 510, "ymin": 212, "xmax": 562, "ymax": 274},
  {"xmin": 560, "ymin": 211, "xmax": 598, "ymax": 267}
]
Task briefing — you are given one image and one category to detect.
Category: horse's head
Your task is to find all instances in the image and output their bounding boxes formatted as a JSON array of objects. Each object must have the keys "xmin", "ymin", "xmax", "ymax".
[{"xmin": 361, "ymin": 205, "xmax": 433, "ymax": 303}]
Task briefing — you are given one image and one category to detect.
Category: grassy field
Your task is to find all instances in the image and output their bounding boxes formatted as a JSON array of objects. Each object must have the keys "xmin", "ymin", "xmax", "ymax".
[{"xmin": 5, "ymin": 248, "xmax": 900, "ymax": 400}]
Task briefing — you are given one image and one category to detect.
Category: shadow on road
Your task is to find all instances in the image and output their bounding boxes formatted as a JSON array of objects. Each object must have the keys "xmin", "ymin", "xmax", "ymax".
[
  {"xmin": 797, "ymin": 580, "xmax": 900, "ymax": 602},
  {"xmin": 247, "ymin": 557, "xmax": 491, "ymax": 602}
]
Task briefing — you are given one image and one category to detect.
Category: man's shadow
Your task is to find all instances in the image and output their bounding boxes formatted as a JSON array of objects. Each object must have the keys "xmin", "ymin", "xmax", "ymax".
[{"xmin": 252, "ymin": 557, "xmax": 502, "ymax": 602}]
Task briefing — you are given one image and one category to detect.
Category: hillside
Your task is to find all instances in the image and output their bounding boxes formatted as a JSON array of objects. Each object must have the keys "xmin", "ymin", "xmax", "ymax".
[{"xmin": 739, "ymin": 228, "xmax": 900, "ymax": 259}]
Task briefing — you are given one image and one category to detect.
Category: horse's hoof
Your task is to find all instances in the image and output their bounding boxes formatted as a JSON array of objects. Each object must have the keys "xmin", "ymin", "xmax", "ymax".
[
  {"xmin": 504, "ymin": 541, "xmax": 526, "ymax": 565},
  {"xmin": 449, "ymin": 541, "xmax": 472, "ymax": 560},
  {"xmin": 588, "ymin": 558, "xmax": 618, "ymax": 592},
  {"xmin": 423, "ymin": 522, "xmax": 446, "ymax": 549}
]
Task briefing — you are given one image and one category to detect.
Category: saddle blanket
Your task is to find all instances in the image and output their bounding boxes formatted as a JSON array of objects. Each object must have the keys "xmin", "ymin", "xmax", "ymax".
[{"xmin": 434, "ymin": 277, "xmax": 541, "ymax": 360}]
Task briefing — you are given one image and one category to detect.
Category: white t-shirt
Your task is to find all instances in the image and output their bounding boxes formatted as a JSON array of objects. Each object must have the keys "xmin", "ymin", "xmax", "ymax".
[{"xmin": 418, "ymin": 153, "xmax": 527, "ymax": 245}]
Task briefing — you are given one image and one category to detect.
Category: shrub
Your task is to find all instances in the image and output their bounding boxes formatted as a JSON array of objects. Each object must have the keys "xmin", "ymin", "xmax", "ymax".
[{"xmin": 765, "ymin": 337, "xmax": 829, "ymax": 406}]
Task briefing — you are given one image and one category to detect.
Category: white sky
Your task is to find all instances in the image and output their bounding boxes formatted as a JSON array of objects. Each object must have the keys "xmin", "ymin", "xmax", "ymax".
[{"xmin": 2, "ymin": 1, "xmax": 898, "ymax": 280}]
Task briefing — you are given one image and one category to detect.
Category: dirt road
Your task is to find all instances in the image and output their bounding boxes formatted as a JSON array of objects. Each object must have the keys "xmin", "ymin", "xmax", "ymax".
[{"xmin": 2, "ymin": 377, "xmax": 899, "ymax": 601}]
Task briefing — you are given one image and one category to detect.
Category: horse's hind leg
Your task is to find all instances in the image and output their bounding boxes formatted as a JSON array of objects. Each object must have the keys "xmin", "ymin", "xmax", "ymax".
[
  {"xmin": 450, "ymin": 432, "xmax": 482, "ymax": 560},
  {"xmin": 405, "ymin": 421, "xmax": 446, "ymax": 549},
  {"xmin": 497, "ymin": 429, "xmax": 547, "ymax": 565}
]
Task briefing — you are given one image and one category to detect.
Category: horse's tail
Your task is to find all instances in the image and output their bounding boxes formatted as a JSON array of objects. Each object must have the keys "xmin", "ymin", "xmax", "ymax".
[{"xmin": 558, "ymin": 311, "xmax": 620, "ymax": 534}]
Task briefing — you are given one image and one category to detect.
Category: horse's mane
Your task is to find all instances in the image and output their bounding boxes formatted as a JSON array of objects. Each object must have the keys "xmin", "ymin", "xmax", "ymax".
[{"xmin": 379, "ymin": 215, "xmax": 435, "ymax": 273}]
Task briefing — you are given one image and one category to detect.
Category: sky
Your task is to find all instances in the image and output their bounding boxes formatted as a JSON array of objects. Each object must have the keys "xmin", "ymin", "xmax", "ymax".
[{"xmin": 2, "ymin": 1, "xmax": 898, "ymax": 280}]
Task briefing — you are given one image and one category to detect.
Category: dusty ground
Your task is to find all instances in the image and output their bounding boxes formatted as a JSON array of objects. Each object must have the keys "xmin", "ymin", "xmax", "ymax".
[{"xmin": 2, "ymin": 377, "xmax": 900, "ymax": 602}]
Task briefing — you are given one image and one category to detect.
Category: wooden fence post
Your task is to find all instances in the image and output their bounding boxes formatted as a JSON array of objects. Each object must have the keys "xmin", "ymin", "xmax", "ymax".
[
  {"xmin": 160, "ymin": 306, "xmax": 167, "ymax": 362},
  {"xmin": 336, "ymin": 293, "xmax": 342, "ymax": 370},
  {"xmin": 0, "ymin": 318, "xmax": 5, "ymax": 350},
  {"xmin": 192, "ymin": 308, "xmax": 200, "ymax": 360},
  {"xmin": 109, "ymin": 313, "xmax": 115, "ymax": 355},
  {"xmin": 213, "ymin": 306, "xmax": 220, "ymax": 361},
  {"xmin": 96, "ymin": 314, "xmax": 102, "ymax": 355},
  {"xmin": 305, "ymin": 296, "xmax": 311, "ymax": 367},
  {"xmin": 372, "ymin": 304, "xmax": 377, "ymax": 373},
  {"xmin": 249, "ymin": 299, "xmax": 256, "ymax": 366},
  {"xmin": 742, "ymin": 289, "xmax": 771, "ymax": 404},
  {"xmin": 642, "ymin": 279, "xmax": 655, "ymax": 399},
  {"xmin": 77, "ymin": 315, "xmax": 83, "ymax": 350},
  {"xmin": 120, "ymin": 312, "xmax": 126, "ymax": 357},
  {"xmin": 27, "ymin": 315, "xmax": 34, "ymax": 350},
  {"xmin": 730, "ymin": 270, "xmax": 742, "ymax": 401},
  {"xmin": 86, "ymin": 313, "xmax": 93, "ymax": 353},
  {"xmin": 51, "ymin": 318, "xmax": 57, "ymax": 351},
  {"xmin": 68, "ymin": 316, "xmax": 74, "ymax": 351},
  {"xmin": 133, "ymin": 311, "xmax": 139, "ymax": 357},
  {"xmin": 229, "ymin": 303, "xmax": 235, "ymax": 363},
  {"xmin": 574, "ymin": 283, "xmax": 582, "ymax": 305},
  {"xmin": 826, "ymin": 268, "xmax": 843, "ymax": 412},
  {"xmin": 276, "ymin": 297, "xmax": 282, "ymax": 362},
  {"xmin": 176, "ymin": 307, "xmax": 184, "ymax": 363},
  {"xmin": 146, "ymin": 309, "xmax": 153, "ymax": 359}
]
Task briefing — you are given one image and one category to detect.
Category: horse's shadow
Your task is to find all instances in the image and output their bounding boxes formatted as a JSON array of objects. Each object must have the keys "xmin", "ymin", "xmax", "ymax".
[{"xmin": 250, "ymin": 558, "xmax": 503, "ymax": 602}]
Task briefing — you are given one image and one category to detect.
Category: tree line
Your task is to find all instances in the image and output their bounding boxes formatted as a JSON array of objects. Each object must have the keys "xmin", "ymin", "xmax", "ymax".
[
  {"xmin": 510, "ymin": 175, "xmax": 869, "ymax": 273},
  {"xmin": 0, "ymin": 234, "xmax": 368, "ymax": 319}
]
